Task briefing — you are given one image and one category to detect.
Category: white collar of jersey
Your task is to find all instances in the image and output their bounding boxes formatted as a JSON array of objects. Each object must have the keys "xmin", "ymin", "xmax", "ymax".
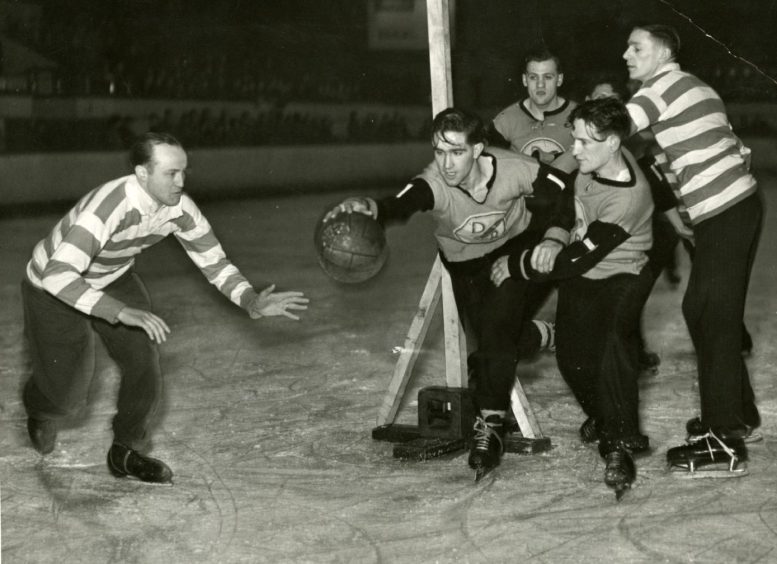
[{"xmin": 650, "ymin": 62, "xmax": 681, "ymax": 81}]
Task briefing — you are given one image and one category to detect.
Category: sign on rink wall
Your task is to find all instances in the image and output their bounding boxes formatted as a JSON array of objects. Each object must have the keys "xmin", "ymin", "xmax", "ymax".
[{"xmin": 368, "ymin": 0, "xmax": 455, "ymax": 50}]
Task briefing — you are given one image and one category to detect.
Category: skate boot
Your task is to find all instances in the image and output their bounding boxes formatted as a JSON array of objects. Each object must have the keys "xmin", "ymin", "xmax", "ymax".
[
  {"xmin": 667, "ymin": 430, "xmax": 748, "ymax": 478},
  {"xmin": 468, "ymin": 415, "xmax": 505, "ymax": 482},
  {"xmin": 107, "ymin": 443, "xmax": 174, "ymax": 484},
  {"xmin": 603, "ymin": 447, "xmax": 636, "ymax": 501},
  {"xmin": 685, "ymin": 417, "xmax": 762, "ymax": 444}
]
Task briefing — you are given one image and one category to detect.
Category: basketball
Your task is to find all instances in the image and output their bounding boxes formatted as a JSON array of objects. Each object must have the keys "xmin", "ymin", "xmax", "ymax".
[{"xmin": 314, "ymin": 210, "xmax": 388, "ymax": 284}]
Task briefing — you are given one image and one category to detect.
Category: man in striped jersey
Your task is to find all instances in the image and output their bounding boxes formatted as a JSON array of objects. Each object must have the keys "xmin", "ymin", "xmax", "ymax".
[
  {"xmin": 22, "ymin": 132, "xmax": 309, "ymax": 484},
  {"xmin": 623, "ymin": 24, "xmax": 761, "ymax": 474}
]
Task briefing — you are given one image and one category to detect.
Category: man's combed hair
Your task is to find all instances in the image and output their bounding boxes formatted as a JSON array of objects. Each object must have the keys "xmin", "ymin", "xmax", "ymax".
[
  {"xmin": 635, "ymin": 23, "xmax": 681, "ymax": 60},
  {"xmin": 569, "ymin": 98, "xmax": 632, "ymax": 142},
  {"xmin": 432, "ymin": 108, "xmax": 487, "ymax": 146},
  {"xmin": 524, "ymin": 46, "xmax": 562, "ymax": 73},
  {"xmin": 130, "ymin": 132, "xmax": 183, "ymax": 168}
]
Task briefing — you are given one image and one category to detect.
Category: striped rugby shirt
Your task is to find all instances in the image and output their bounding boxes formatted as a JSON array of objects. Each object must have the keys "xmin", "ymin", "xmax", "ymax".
[
  {"xmin": 26, "ymin": 174, "xmax": 258, "ymax": 323},
  {"xmin": 627, "ymin": 62, "xmax": 757, "ymax": 225}
]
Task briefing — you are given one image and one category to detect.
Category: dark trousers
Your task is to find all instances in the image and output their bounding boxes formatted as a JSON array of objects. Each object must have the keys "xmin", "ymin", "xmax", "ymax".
[
  {"xmin": 22, "ymin": 270, "xmax": 162, "ymax": 450},
  {"xmin": 637, "ymin": 213, "xmax": 680, "ymax": 354},
  {"xmin": 444, "ymin": 230, "xmax": 550, "ymax": 412},
  {"xmin": 555, "ymin": 269, "xmax": 654, "ymax": 452},
  {"xmin": 682, "ymin": 193, "xmax": 762, "ymax": 430}
]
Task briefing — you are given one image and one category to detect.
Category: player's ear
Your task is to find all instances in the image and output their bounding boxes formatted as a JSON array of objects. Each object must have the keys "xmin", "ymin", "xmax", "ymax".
[
  {"xmin": 557, "ymin": 73, "xmax": 564, "ymax": 87},
  {"xmin": 135, "ymin": 164, "xmax": 149, "ymax": 183},
  {"xmin": 607, "ymin": 134, "xmax": 621, "ymax": 153},
  {"xmin": 522, "ymin": 73, "xmax": 528, "ymax": 88},
  {"xmin": 473, "ymin": 142, "xmax": 485, "ymax": 158}
]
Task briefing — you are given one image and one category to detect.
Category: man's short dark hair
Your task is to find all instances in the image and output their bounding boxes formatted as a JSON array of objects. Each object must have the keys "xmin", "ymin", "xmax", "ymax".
[
  {"xmin": 432, "ymin": 108, "xmax": 487, "ymax": 146},
  {"xmin": 524, "ymin": 46, "xmax": 562, "ymax": 74},
  {"xmin": 634, "ymin": 24, "xmax": 681, "ymax": 60},
  {"xmin": 130, "ymin": 132, "xmax": 183, "ymax": 168},
  {"xmin": 569, "ymin": 98, "xmax": 632, "ymax": 142}
]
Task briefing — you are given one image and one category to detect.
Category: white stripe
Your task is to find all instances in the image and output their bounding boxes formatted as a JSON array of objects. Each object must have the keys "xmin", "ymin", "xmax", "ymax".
[
  {"xmin": 660, "ymin": 85, "xmax": 720, "ymax": 122},
  {"xmin": 671, "ymin": 137, "xmax": 738, "ymax": 170},
  {"xmin": 626, "ymin": 102, "xmax": 652, "ymax": 133},
  {"xmin": 395, "ymin": 183, "xmax": 414, "ymax": 198},
  {"xmin": 686, "ymin": 177, "xmax": 755, "ymax": 220},
  {"xmin": 547, "ymin": 173, "xmax": 564, "ymax": 189},
  {"xmin": 583, "ymin": 238, "xmax": 596, "ymax": 251},
  {"xmin": 655, "ymin": 112, "xmax": 729, "ymax": 152},
  {"xmin": 680, "ymin": 155, "xmax": 741, "ymax": 196}
]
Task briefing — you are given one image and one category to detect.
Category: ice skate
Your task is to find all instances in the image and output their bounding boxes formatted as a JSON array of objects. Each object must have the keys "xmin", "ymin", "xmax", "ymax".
[
  {"xmin": 603, "ymin": 448, "xmax": 635, "ymax": 501},
  {"xmin": 468, "ymin": 415, "xmax": 504, "ymax": 482},
  {"xmin": 667, "ymin": 431, "xmax": 748, "ymax": 478},
  {"xmin": 107, "ymin": 443, "xmax": 174, "ymax": 485},
  {"xmin": 685, "ymin": 417, "xmax": 762, "ymax": 444}
]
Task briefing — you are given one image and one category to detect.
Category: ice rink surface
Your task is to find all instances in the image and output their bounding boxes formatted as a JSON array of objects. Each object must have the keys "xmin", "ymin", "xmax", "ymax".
[{"xmin": 1, "ymin": 173, "xmax": 776, "ymax": 563}]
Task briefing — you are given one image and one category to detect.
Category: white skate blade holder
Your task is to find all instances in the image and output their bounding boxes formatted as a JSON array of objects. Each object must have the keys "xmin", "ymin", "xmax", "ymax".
[{"xmin": 669, "ymin": 461, "xmax": 749, "ymax": 479}]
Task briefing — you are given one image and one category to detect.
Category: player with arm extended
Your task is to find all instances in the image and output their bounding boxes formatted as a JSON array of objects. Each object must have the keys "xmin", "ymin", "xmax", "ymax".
[
  {"xmin": 22, "ymin": 132, "xmax": 309, "ymax": 483},
  {"xmin": 623, "ymin": 24, "xmax": 761, "ymax": 475},
  {"xmin": 496, "ymin": 98, "xmax": 655, "ymax": 498},
  {"xmin": 325, "ymin": 107, "xmax": 574, "ymax": 481}
]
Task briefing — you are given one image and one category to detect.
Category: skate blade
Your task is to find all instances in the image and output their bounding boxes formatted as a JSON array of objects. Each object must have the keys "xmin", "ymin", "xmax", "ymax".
[
  {"xmin": 473, "ymin": 466, "xmax": 494, "ymax": 483},
  {"xmin": 669, "ymin": 461, "xmax": 749, "ymax": 479},
  {"xmin": 615, "ymin": 487, "xmax": 629, "ymax": 501}
]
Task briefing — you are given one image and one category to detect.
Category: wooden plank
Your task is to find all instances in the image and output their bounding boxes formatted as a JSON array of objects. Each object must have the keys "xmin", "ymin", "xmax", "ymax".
[
  {"xmin": 440, "ymin": 265, "xmax": 467, "ymax": 388},
  {"xmin": 426, "ymin": 0, "xmax": 453, "ymax": 115},
  {"xmin": 375, "ymin": 257, "xmax": 443, "ymax": 426},
  {"xmin": 510, "ymin": 379, "xmax": 544, "ymax": 439}
]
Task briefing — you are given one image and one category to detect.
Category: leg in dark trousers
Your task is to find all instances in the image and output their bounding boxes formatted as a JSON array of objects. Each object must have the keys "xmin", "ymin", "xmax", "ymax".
[
  {"xmin": 556, "ymin": 270, "xmax": 653, "ymax": 449},
  {"xmin": 91, "ymin": 271, "xmax": 163, "ymax": 451},
  {"xmin": 636, "ymin": 213, "xmax": 680, "ymax": 369},
  {"xmin": 682, "ymin": 193, "xmax": 762, "ymax": 430},
  {"xmin": 22, "ymin": 279, "xmax": 96, "ymax": 420}
]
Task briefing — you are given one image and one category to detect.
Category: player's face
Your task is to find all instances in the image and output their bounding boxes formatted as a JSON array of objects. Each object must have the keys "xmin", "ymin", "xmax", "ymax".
[
  {"xmin": 432, "ymin": 130, "xmax": 482, "ymax": 188},
  {"xmin": 571, "ymin": 118, "xmax": 612, "ymax": 175},
  {"xmin": 523, "ymin": 59, "xmax": 563, "ymax": 108},
  {"xmin": 623, "ymin": 29, "xmax": 666, "ymax": 83},
  {"xmin": 588, "ymin": 83, "xmax": 619, "ymax": 101},
  {"xmin": 138, "ymin": 143, "xmax": 188, "ymax": 206}
]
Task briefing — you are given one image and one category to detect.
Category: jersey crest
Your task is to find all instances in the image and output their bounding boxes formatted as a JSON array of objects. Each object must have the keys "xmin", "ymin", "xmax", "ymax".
[{"xmin": 453, "ymin": 211, "xmax": 508, "ymax": 243}]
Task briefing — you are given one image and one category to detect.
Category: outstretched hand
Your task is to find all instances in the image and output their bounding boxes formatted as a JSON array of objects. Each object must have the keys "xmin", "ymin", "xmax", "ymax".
[
  {"xmin": 323, "ymin": 197, "xmax": 377, "ymax": 222},
  {"xmin": 249, "ymin": 284, "xmax": 309, "ymax": 320},
  {"xmin": 117, "ymin": 307, "xmax": 171, "ymax": 343}
]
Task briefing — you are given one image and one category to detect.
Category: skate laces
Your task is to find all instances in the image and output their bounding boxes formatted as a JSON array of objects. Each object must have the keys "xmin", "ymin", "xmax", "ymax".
[
  {"xmin": 473, "ymin": 417, "xmax": 504, "ymax": 454},
  {"xmin": 701, "ymin": 430, "xmax": 738, "ymax": 461}
]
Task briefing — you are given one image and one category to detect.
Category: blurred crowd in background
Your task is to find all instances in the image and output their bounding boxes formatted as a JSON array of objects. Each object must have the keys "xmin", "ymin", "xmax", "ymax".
[{"xmin": 1, "ymin": 0, "xmax": 776, "ymax": 153}]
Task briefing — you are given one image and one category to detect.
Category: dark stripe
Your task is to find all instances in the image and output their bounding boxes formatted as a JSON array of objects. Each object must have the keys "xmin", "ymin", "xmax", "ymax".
[
  {"xmin": 66, "ymin": 224, "xmax": 102, "ymax": 257},
  {"xmin": 681, "ymin": 165, "xmax": 750, "ymax": 209},
  {"xmin": 103, "ymin": 232, "xmax": 166, "ymax": 252},
  {"xmin": 92, "ymin": 182, "xmax": 128, "ymax": 223}
]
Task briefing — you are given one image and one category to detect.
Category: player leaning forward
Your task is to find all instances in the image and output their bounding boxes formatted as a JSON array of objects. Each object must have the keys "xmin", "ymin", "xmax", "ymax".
[
  {"xmin": 326, "ymin": 108, "xmax": 573, "ymax": 479},
  {"xmin": 22, "ymin": 132, "xmax": 309, "ymax": 483},
  {"xmin": 624, "ymin": 24, "xmax": 761, "ymax": 474},
  {"xmin": 505, "ymin": 98, "xmax": 655, "ymax": 497}
]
